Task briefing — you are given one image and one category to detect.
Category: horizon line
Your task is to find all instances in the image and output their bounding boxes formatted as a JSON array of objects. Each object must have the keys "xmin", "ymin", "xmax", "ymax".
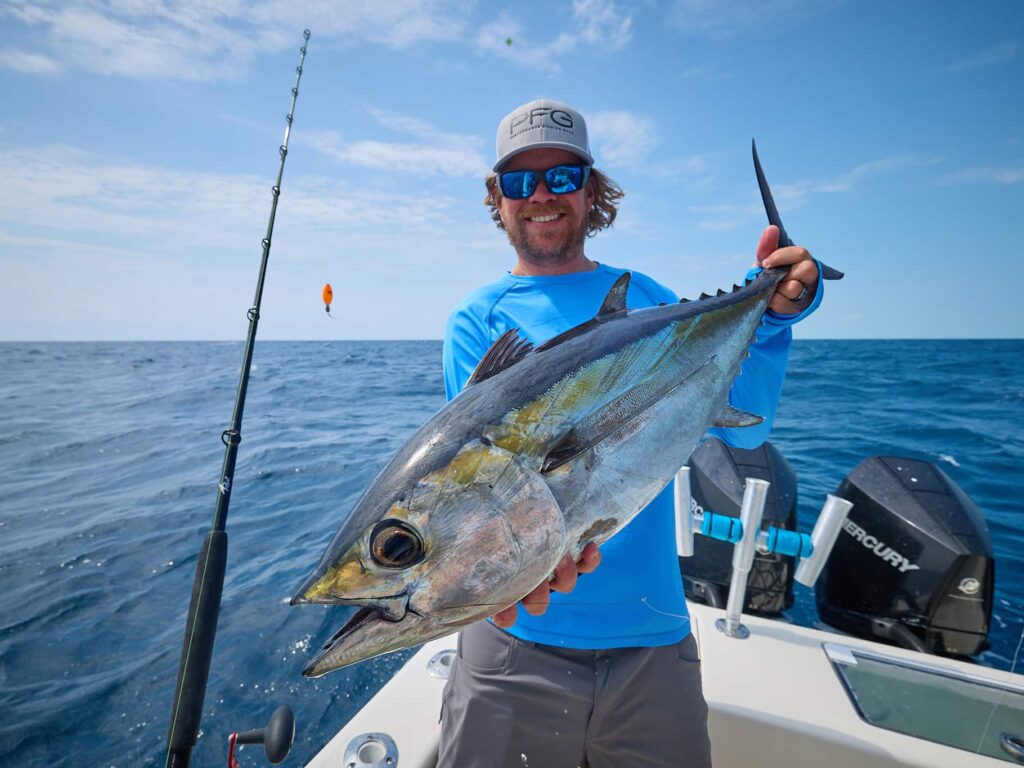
[{"xmin": 2, "ymin": 337, "xmax": 1022, "ymax": 344}]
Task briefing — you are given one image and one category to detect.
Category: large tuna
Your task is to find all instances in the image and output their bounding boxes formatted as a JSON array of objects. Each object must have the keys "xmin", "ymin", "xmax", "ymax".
[{"xmin": 291, "ymin": 143, "xmax": 841, "ymax": 677}]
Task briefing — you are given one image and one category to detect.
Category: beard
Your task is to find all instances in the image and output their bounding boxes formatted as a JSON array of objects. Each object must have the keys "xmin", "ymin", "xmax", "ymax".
[{"xmin": 504, "ymin": 204, "xmax": 589, "ymax": 267}]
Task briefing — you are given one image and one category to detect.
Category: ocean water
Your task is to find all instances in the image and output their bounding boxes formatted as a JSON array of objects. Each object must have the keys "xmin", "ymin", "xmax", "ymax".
[{"xmin": 0, "ymin": 339, "xmax": 1021, "ymax": 766}]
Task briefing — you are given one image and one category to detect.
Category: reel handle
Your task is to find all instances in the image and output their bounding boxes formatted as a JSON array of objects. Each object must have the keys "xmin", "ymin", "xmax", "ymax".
[{"xmin": 231, "ymin": 705, "xmax": 295, "ymax": 765}]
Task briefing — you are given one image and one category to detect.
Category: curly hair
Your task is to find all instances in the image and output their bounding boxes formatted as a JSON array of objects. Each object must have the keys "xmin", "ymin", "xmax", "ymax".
[{"xmin": 483, "ymin": 167, "xmax": 624, "ymax": 237}]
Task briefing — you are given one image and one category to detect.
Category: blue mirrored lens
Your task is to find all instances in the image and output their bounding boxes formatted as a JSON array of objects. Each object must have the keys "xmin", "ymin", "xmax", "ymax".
[
  {"xmin": 545, "ymin": 165, "xmax": 585, "ymax": 194},
  {"xmin": 499, "ymin": 170, "xmax": 537, "ymax": 199}
]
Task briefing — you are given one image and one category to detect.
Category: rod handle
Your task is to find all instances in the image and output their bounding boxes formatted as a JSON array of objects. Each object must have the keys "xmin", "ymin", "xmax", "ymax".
[{"xmin": 166, "ymin": 531, "xmax": 228, "ymax": 752}]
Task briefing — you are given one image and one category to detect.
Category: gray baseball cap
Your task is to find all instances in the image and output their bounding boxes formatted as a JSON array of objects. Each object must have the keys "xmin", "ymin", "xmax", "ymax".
[{"xmin": 493, "ymin": 99, "xmax": 594, "ymax": 172}]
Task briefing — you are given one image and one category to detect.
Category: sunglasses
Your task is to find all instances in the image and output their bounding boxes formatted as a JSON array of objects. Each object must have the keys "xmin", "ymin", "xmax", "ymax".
[{"xmin": 498, "ymin": 164, "xmax": 591, "ymax": 200}]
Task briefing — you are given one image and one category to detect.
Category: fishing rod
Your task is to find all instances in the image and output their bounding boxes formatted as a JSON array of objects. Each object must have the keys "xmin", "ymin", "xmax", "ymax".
[{"xmin": 165, "ymin": 30, "xmax": 310, "ymax": 768}]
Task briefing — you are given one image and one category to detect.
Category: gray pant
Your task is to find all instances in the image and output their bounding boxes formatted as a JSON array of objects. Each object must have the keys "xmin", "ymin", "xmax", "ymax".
[{"xmin": 438, "ymin": 621, "xmax": 712, "ymax": 768}]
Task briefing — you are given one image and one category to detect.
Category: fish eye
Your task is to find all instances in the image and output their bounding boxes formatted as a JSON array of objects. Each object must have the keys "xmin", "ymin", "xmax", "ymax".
[{"xmin": 369, "ymin": 519, "xmax": 424, "ymax": 569}]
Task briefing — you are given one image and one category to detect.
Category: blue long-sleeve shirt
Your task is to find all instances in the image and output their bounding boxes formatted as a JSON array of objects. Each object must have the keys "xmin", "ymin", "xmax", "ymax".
[{"xmin": 442, "ymin": 262, "xmax": 822, "ymax": 649}]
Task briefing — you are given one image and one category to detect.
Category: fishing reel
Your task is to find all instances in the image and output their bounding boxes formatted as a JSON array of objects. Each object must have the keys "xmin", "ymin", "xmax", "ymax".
[
  {"xmin": 675, "ymin": 465, "xmax": 852, "ymax": 639},
  {"xmin": 227, "ymin": 705, "xmax": 295, "ymax": 767}
]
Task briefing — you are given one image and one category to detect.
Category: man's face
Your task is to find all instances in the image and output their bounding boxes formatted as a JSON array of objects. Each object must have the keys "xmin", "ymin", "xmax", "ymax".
[{"xmin": 497, "ymin": 147, "xmax": 594, "ymax": 268}]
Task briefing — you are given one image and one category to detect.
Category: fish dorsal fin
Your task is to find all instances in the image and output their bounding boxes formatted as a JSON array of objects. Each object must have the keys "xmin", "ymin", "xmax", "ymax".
[
  {"xmin": 466, "ymin": 329, "xmax": 534, "ymax": 386},
  {"xmin": 712, "ymin": 404, "xmax": 764, "ymax": 428},
  {"xmin": 535, "ymin": 273, "xmax": 632, "ymax": 354},
  {"xmin": 597, "ymin": 272, "xmax": 630, "ymax": 318}
]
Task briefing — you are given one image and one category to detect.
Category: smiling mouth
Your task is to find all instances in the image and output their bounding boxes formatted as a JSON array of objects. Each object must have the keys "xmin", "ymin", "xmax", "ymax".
[{"xmin": 526, "ymin": 213, "xmax": 563, "ymax": 223}]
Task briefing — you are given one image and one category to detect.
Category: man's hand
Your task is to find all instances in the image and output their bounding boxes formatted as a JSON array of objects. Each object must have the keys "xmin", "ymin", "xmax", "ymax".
[
  {"xmin": 491, "ymin": 542, "xmax": 602, "ymax": 629},
  {"xmin": 755, "ymin": 225, "xmax": 819, "ymax": 315}
]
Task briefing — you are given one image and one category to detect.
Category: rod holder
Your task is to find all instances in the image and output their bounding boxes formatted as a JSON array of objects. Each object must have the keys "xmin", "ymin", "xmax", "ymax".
[
  {"xmin": 716, "ymin": 478, "xmax": 770, "ymax": 639},
  {"xmin": 795, "ymin": 494, "xmax": 853, "ymax": 587},
  {"xmin": 674, "ymin": 466, "xmax": 695, "ymax": 558}
]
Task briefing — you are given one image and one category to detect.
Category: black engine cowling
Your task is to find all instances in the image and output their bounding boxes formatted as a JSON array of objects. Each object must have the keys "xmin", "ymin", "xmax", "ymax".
[{"xmin": 816, "ymin": 456, "xmax": 994, "ymax": 657}]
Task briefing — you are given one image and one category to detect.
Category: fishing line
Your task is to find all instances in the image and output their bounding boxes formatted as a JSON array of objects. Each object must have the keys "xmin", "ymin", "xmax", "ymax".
[
  {"xmin": 973, "ymin": 619, "xmax": 1024, "ymax": 756},
  {"xmin": 164, "ymin": 30, "xmax": 310, "ymax": 768},
  {"xmin": 640, "ymin": 596, "xmax": 692, "ymax": 620}
]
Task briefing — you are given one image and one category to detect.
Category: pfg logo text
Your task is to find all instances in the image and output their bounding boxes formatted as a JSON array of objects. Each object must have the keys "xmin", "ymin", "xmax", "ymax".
[{"xmin": 510, "ymin": 108, "xmax": 574, "ymax": 133}]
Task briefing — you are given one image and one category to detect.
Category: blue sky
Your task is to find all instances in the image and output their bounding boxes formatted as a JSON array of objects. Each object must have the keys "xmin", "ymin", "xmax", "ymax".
[{"xmin": 1, "ymin": 0, "xmax": 1022, "ymax": 340}]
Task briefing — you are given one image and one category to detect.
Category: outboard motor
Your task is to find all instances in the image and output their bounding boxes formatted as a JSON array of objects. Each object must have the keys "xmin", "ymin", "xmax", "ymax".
[
  {"xmin": 680, "ymin": 438, "xmax": 798, "ymax": 615},
  {"xmin": 816, "ymin": 456, "xmax": 994, "ymax": 657}
]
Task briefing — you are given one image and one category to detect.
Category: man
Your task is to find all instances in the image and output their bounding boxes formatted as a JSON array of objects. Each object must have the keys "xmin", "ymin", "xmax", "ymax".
[{"xmin": 439, "ymin": 99, "xmax": 823, "ymax": 768}]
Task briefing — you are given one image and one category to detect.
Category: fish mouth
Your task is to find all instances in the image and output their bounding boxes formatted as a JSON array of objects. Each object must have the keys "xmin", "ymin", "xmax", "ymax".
[
  {"xmin": 326, "ymin": 604, "xmax": 392, "ymax": 648},
  {"xmin": 302, "ymin": 593, "xmax": 419, "ymax": 678},
  {"xmin": 303, "ymin": 606, "xmax": 390, "ymax": 677}
]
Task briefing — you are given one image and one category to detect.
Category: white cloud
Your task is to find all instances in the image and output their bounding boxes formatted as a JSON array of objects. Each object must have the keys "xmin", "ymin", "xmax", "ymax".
[
  {"xmin": 678, "ymin": 64, "xmax": 713, "ymax": 79},
  {"xmin": 10, "ymin": 3, "xmax": 259, "ymax": 81},
  {"xmin": 0, "ymin": 48, "xmax": 61, "ymax": 74},
  {"xmin": 669, "ymin": 0, "xmax": 840, "ymax": 39},
  {"xmin": 367, "ymin": 109, "xmax": 445, "ymax": 139},
  {"xmin": 690, "ymin": 154, "xmax": 935, "ymax": 230},
  {"xmin": 696, "ymin": 219, "xmax": 744, "ymax": 232},
  {"xmin": 648, "ymin": 153, "xmax": 719, "ymax": 189},
  {"xmin": 0, "ymin": 141, "xmax": 510, "ymax": 339},
  {"xmin": 588, "ymin": 110, "xmax": 657, "ymax": 167},
  {"xmin": 474, "ymin": 0, "xmax": 633, "ymax": 75},
  {"xmin": 948, "ymin": 43, "xmax": 1021, "ymax": 73},
  {"xmin": 252, "ymin": 0, "xmax": 467, "ymax": 49},
  {"xmin": 3, "ymin": 0, "xmax": 631, "ymax": 81},
  {"xmin": 475, "ymin": 14, "xmax": 567, "ymax": 76},
  {"xmin": 0, "ymin": 144, "xmax": 465, "ymax": 251},
  {"xmin": 301, "ymin": 108, "xmax": 488, "ymax": 177},
  {"xmin": 0, "ymin": 0, "xmax": 469, "ymax": 81},
  {"xmin": 303, "ymin": 132, "xmax": 487, "ymax": 177},
  {"xmin": 944, "ymin": 166, "xmax": 1024, "ymax": 185},
  {"xmin": 572, "ymin": 0, "xmax": 633, "ymax": 50}
]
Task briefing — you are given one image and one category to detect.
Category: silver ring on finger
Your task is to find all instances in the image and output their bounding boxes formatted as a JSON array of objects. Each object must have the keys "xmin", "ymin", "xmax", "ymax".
[{"xmin": 794, "ymin": 284, "xmax": 809, "ymax": 303}]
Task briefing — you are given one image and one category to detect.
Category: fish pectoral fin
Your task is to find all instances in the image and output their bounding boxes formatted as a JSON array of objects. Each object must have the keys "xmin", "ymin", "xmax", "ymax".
[
  {"xmin": 539, "ymin": 385, "xmax": 656, "ymax": 474},
  {"xmin": 541, "ymin": 359, "xmax": 717, "ymax": 474},
  {"xmin": 712, "ymin": 404, "xmax": 764, "ymax": 428},
  {"xmin": 466, "ymin": 329, "xmax": 534, "ymax": 386},
  {"xmin": 541, "ymin": 432, "xmax": 585, "ymax": 473}
]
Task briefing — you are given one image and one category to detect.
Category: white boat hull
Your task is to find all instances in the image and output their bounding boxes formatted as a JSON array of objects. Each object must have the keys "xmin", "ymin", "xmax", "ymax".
[{"xmin": 310, "ymin": 601, "xmax": 1022, "ymax": 767}]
